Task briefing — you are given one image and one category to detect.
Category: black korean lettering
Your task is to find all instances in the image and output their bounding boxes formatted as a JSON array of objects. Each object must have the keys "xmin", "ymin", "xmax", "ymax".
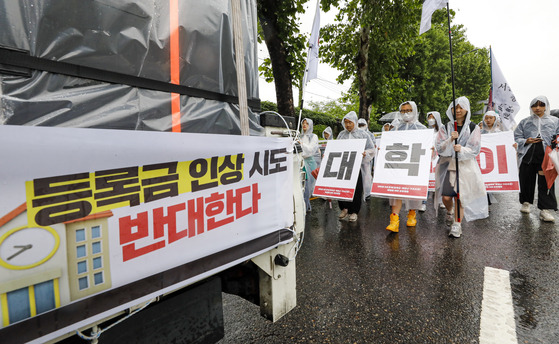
[
  {"xmin": 32, "ymin": 173, "xmax": 93, "ymax": 226},
  {"xmin": 190, "ymin": 157, "xmax": 219, "ymax": 191},
  {"xmin": 249, "ymin": 151, "xmax": 269, "ymax": 177},
  {"xmin": 268, "ymin": 148, "xmax": 288, "ymax": 174},
  {"xmin": 323, "ymin": 152, "xmax": 342, "ymax": 178},
  {"xmin": 142, "ymin": 162, "xmax": 179, "ymax": 202},
  {"xmin": 219, "ymin": 154, "xmax": 244, "ymax": 185},
  {"xmin": 95, "ymin": 167, "xmax": 141, "ymax": 207},
  {"xmin": 337, "ymin": 151, "xmax": 356, "ymax": 180},
  {"xmin": 385, "ymin": 143, "xmax": 409, "ymax": 161}
]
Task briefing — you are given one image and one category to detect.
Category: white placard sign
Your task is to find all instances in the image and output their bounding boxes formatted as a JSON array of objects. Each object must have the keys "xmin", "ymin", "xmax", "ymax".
[
  {"xmin": 313, "ymin": 139, "xmax": 366, "ymax": 200},
  {"xmin": 477, "ymin": 131, "xmax": 519, "ymax": 192},
  {"xmin": 371, "ymin": 130, "xmax": 433, "ymax": 199},
  {"xmin": 0, "ymin": 125, "xmax": 293, "ymax": 341},
  {"xmin": 429, "ymin": 154, "xmax": 439, "ymax": 191}
]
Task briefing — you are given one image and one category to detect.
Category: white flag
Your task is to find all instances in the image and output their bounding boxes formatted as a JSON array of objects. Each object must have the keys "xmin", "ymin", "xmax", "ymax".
[
  {"xmin": 491, "ymin": 50, "xmax": 520, "ymax": 131},
  {"xmin": 305, "ymin": 0, "xmax": 320, "ymax": 84},
  {"xmin": 419, "ymin": 0, "xmax": 448, "ymax": 35}
]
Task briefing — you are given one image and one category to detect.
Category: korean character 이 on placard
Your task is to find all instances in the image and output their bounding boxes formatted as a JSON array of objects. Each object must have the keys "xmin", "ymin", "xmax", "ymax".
[
  {"xmin": 95, "ymin": 167, "xmax": 141, "ymax": 208},
  {"xmin": 384, "ymin": 142, "xmax": 426, "ymax": 176},
  {"xmin": 249, "ymin": 148, "xmax": 288, "ymax": 177},
  {"xmin": 31, "ymin": 172, "xmax": 93, "ymax": 226},
  {"xmin": 141, "ymin": 162, "xmax": 179, "ymax": 202}
]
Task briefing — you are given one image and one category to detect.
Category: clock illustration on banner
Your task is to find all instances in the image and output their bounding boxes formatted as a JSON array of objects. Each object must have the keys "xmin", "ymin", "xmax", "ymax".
[{"xmin": 0, "ymin": 226, "xmax": 60, "ymax": 270}]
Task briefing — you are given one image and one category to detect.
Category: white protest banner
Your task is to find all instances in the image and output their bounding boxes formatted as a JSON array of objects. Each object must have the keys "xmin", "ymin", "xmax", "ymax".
[
  {"xmin": 371, "ymin": 130, "xmax": 433, "ymax": 199},
  {"xmin": 313, "ymin": 139, "xmax": 366, "ymax": 200},
  {"xmin": 429, "ymin": 154, "xmax": 439, "ymax": 191},
  {"xmin": 0, "ymin": 126, "xmax": 293, "ymax": 340},
  {"xmin": 476, "ymin": 131, "xmax": 519, "ymax": 192}
]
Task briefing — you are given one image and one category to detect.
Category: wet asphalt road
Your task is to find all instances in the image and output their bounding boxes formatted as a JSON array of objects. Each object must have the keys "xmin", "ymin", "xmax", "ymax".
[{"xmin": 218, "ymin": 193, "xmax": 559, "ymax": 343}]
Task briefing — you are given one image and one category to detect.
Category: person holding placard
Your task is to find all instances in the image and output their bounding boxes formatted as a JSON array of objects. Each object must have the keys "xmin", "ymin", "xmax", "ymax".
[
  {"xmin": 435, "ymin": 97, "xmax": 488, "ymax": 238},
  {"xmin": 386, "ymin": 101, "xmax": 427, "ymax": 232},
  {"xmin": 514, "ymin": 96, "xmax": 558, "ymax": 222},
  {"xmin": 299, "ymin": 118, "xmax": 321, "ymax": 213},
  {"xmin": 480, "ymin": 110, "xmax": 502, "ymax": 134},
  {"xmin": 337, "ymin": 111, "xmax": 376, "ymax": 222},
  {"xmin": 322, "ymin": 126, "xmax": 333, "ymax": 141}
]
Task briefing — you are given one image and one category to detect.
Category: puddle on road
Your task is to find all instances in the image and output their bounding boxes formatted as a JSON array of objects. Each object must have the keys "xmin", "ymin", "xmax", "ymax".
[{"xmin": 510, "ymin": 269, "xmax": 538, "ymax": 330}]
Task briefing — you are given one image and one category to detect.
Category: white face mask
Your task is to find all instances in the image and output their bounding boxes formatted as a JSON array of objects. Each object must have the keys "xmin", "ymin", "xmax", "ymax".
[
  {"xmin": 427, "ymin": 118, "xmax": 436, "ymax": 127},
  {"xmin": 402, "ymin": 113, "xmax": 414, "ymax": 122}
]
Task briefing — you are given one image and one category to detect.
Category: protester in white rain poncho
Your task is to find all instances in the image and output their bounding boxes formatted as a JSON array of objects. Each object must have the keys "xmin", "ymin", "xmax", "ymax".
[
  {"xmin": 480, "ymin": 111, "xmax": 502, "ymax": 134},
  {"xmin": 385, "ymin": 101, "xmax": 427, "ymax": 232},
  {"xmin": 479, "ymin": 110, "xmax": 503, "ymax": 207},
  {"xmin": 514, "ymin": 96, "xmax": 558, "ymax": 222},
  {"xmin": 299, "ymin": 118, "xmax": 321, "ymax": 212},
  {"xmin": 337, "ymin": 111, "xmax": 376, "ymax": 222},
  {"xmin": 357, "ymin": 118, "xmax": 376, "ymax": 200},
  {"xmin": 427, "ymin": 111, "xmax": 443, "ymax": 209},
  {"xmin": 435, "ymin": 96, "xmax": 488, "ymax": 238},
  {"xmin": 322, "ymin": 126, "xmax": 333, "ymax": 140}
]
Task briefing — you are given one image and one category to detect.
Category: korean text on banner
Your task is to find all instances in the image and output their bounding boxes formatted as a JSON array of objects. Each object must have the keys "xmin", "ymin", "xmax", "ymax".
[
  {"xmin": 0, "ymin": 125, "xmax": 293, "ymax": 338},
  {"xmin": 371, "ymin": 130, "xmax": 433, "ymax": 199},
  {"xmin": 313, "ymin": 139, "xmax": 366, "ymax": 200},
  {"xmin": 476, "ymin": 131, "xmax": 519, "ymax": 192}
]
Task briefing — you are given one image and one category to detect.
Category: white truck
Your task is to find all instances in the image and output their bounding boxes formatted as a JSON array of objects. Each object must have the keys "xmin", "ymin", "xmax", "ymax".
[{"xmin": 0, "ymin": 1, "xmax": 305, "ymax": 343}]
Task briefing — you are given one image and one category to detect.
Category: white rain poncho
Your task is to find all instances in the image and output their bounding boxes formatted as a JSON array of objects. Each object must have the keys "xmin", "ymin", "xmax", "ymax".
[
  {"xmin": 388, "ymin": 101, "xmax": 427, "ymax": 209},
  {"xmin": 392, "ymin": 101, "xmax": 427, "ymax": 131},
  {"xmin": 322, "ymin": 126, "xmax": 333, "ymax": 140},
  {"xmin": 427, "ymin": 111, "xmax": 443, "ymax": 132},
  {"xmin": 357, "ymin": 118, "xmax": 376, "ymax": 195},
  {"xmin": 301, "ymin": 118, "xmax": 321, "ymax": 211},
  {"xmin": 514, "ymin": 96, "xmax": 559, "ymax": 166},
  {"xmin": 435, "ymin": 96, "xmax": 488, "ymax": 221},
  {"xmin": 480, "ymin": 111, "xmax": 502, "ymax": 134},
  {"xmin": 337, "ymin": 111, "xmax": 376, "ymax": 201}
]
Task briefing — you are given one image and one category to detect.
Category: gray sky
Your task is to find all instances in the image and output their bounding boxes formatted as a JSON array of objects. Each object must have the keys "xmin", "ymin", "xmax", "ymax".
[{"xmin": 258, "ymin": 0, "xmax": 559, "ymax": 122}]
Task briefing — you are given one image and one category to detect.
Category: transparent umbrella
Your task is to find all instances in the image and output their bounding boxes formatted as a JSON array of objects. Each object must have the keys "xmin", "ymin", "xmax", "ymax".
[{"xmin": 379, "ymin": 111, "xmax": 401, "ymax": 122}]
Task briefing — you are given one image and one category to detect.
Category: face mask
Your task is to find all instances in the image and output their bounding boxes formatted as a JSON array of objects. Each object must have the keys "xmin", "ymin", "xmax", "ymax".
[
  {"xmin": 402, "ymin": 113, "xmax": 414, "ymax": 122},
  {"xmin": 428, "ymin": 118, "xmax": 436, "ymax": 127}
]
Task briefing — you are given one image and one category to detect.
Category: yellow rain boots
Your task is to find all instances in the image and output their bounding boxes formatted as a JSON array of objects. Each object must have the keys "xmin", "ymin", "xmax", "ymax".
[
  {"xmin": 406, "ymin": 210, "xmax": 417, "ymax": 227},
  {"xmin": 386, "ymin": 213, "xmax": 399, "ymax": 232}
]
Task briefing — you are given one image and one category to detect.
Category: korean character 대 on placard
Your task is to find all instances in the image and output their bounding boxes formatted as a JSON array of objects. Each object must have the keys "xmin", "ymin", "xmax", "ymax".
[
  {"xmin": 30, "ymin": 172, "xmax": 93, "ymax": 226},
  {"xmin": 384, "ymin": 142, "xmax": 426, "ymax": 177}
]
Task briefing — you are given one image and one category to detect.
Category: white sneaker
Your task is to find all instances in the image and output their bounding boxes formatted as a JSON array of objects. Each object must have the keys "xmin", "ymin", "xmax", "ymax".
[
  {"xmin": 445, "ymin": 211, "xmax": 454, "ymax": 225},
  {"xmin": 520, "ymin": 202, "xmax": 531, "ymax": 213},
  {"xmin": 338, "ymin": 209, "xmax": 348, "ymax": 219},
  {"xmin": 419, "ymin": 203, "xmax": 427, "ymax": 212},
  {"xmin": 348, "ymin": 213, "xmax": 358, "ymax": 222},
  {"xmin": 449, "ymin": 222, "xmax": 462, "ymax": 238},
  {"xmin": 439, "ymin": 203, "xmax": 446, "ymax": 209},
  {"xmin": 540, "ymin": 209, "xmax": 556, "ymax": 222}
]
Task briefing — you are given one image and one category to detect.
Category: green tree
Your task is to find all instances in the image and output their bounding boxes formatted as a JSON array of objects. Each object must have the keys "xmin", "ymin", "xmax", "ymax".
[
  {"xmin": 257, "ymin": 0, "xmax": 312, "ymax": 117},
  {"xmin": 403, "ymin": 10, "xmax": 490, "ymax": 123},
  {"xmin": 320, "ymin": 0, "xmax": 421, "ymax": 122}
]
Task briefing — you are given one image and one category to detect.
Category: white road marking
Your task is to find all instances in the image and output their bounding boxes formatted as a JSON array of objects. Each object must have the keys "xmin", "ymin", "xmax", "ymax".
[{"xmin": 479, "ymin": 267, "xmax": 518, "ymax": 344}]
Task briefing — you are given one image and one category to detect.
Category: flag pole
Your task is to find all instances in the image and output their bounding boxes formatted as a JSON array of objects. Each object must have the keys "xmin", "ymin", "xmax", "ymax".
[
  {"xmin": 488, "ymin": 46, "xmax": 493, "ymax": 111},
  {"xmin": 296, "ymin": 51, "xmax": 311, "ymax": 135},
  {"xmin": 446, "ymin": 2, "xmax": 461, "ymax": 223}
]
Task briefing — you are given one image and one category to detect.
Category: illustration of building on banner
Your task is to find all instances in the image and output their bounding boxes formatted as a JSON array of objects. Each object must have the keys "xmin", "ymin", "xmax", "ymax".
[{"xmin": 0, "ymin": 205, "xmax": 113, "ymax": 327}]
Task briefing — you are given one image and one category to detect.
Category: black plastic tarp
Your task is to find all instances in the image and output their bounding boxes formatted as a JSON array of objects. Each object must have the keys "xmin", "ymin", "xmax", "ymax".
[{"xmin": 0, "ymin": 0, "xmax": 263, "ymax": 134}]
